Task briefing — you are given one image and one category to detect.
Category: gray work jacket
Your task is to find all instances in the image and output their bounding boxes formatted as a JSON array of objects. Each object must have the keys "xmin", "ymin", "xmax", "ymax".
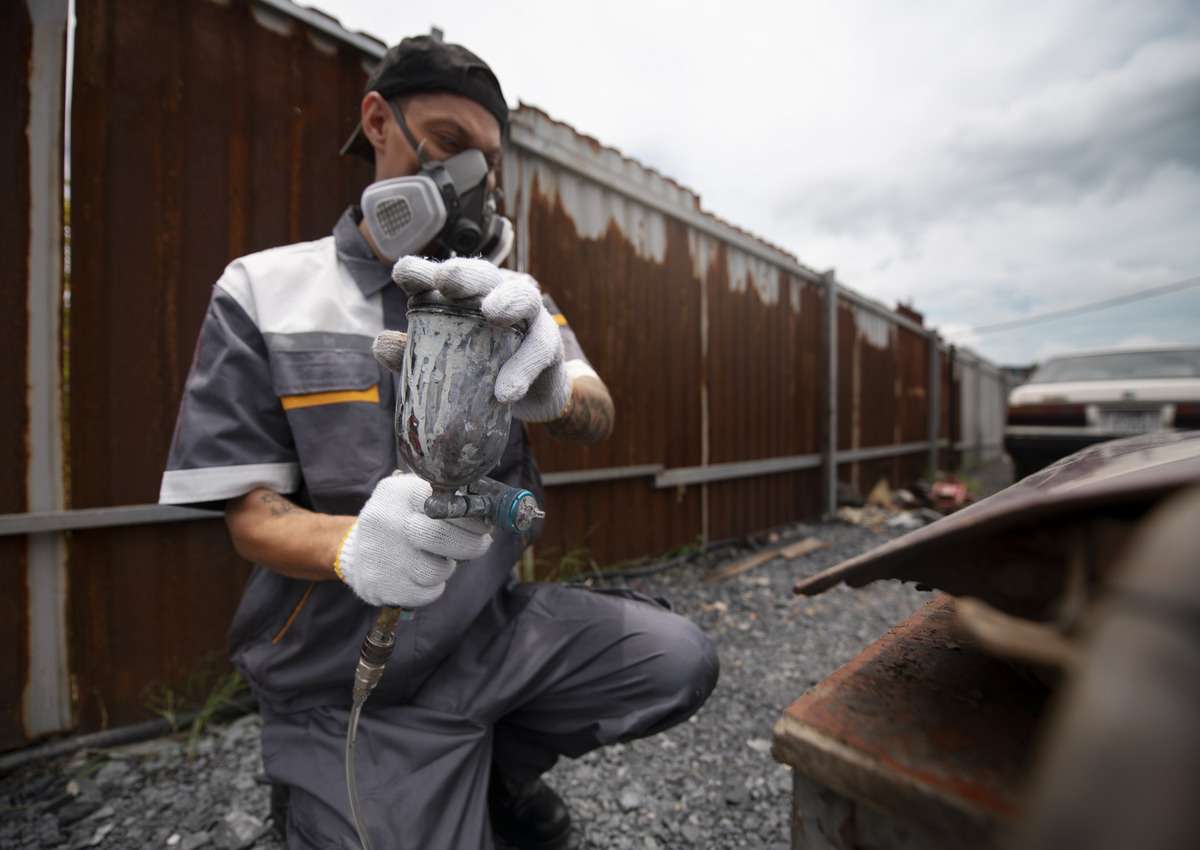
[{"xmin": 159, "ymin": 209, "xmax": 592, "ymax": 713}]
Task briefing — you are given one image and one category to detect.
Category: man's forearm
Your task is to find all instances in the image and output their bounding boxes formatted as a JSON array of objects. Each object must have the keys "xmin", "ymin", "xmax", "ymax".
[
  {"xmin": 546, "ymin": 375, "xmax": 615, "ymax": 443},
  {"xmin": 225, "ymin": 488, "xmax": 355, "ymax": 581}
]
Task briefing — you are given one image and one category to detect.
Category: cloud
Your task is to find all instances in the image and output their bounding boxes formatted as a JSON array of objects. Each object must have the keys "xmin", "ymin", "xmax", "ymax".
[{"xmin": 776, "ymin": 33, "xmax": 1200, "ymax": 237}]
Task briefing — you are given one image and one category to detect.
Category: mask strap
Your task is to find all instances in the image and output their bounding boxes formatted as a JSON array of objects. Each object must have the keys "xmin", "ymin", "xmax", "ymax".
[{"xmin": 386, "ymin": 100, "xmax": 429, "ymax": 165}]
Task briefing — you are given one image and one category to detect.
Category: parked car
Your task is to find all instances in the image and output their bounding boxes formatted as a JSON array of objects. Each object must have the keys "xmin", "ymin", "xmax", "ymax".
[{"xmin": 1005, "ymin": 346, "xmax": 1200, "ymax": 479}]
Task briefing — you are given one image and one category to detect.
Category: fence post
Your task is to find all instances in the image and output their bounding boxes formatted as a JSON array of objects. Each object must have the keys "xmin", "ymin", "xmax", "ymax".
[
  {"xmin": 928, "ymin": 331, "xmax": 940, "ymax": 477},
  {"xmin": 24, "ymin": 0, "xmax": 72, "ymax": 739},
  {"xmin": 823, "ymin": 270, "xmax": 838, "ymax": 516}
]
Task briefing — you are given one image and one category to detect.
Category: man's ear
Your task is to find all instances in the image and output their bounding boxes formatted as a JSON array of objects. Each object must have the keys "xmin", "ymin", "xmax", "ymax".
[
  {"xmin": 373, "ymin": 330, "xmax": 408, "ymax": 373},
  {"xmin": 361, "ymin": 92, "xmax": 390, "ymax": 159}
]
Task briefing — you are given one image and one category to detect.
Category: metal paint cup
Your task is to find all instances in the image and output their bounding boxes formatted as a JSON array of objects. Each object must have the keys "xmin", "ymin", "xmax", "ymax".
[{"xmin": 395, "ymin": 299, "xmax": 523, "ymax": 491}]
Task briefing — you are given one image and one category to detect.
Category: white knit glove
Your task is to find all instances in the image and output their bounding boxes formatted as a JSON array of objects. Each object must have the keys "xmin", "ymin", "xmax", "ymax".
[
  {"xmin": 393, "ymin": 257, "xmax": 571, "ymax": 422},
  {"xmin": 335, "ymin": 473, "xmax": 492, "ymax": 608}
]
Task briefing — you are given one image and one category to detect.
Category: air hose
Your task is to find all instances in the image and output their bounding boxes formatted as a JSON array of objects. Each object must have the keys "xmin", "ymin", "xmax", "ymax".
[
  {"xmin": 346, "ymin": 605, "xmax": 404, "ymax": 850},
  {"xmin": 344, "ymin": 481, "xmax": 543, "ymax": 850}
]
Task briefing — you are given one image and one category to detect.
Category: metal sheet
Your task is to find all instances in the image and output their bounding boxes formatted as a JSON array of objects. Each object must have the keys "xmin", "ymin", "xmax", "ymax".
[
  {"xmin": 509, "ymin": 131, "xmax": 707, "ymax": 562},
  {"xmin": 773, "ymin": 597, "xmax": 1045, "ymax": 846},
  {"xmin": 67, "ymin": 522, "xmax": 253, "ymax": 731},
  {"xmin": 0, "ymin": 0, "xmax": 33, "ymax": 752},
  {"xmin": 67, "ymin": 0, "xmax": 373, "ymax": 732},
  {"xmin": 824, "ymin": 272, "xmax": 838, "ymax": 515},
  {"xmin": 796, "ymin": 430, "xmax": 1200, "ymax": 601}
]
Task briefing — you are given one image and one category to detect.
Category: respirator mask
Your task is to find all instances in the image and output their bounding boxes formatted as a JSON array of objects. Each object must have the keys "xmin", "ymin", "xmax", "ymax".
[{"xmin": 361, "ymin": 102, "xmax": 514, "ymax": 265}]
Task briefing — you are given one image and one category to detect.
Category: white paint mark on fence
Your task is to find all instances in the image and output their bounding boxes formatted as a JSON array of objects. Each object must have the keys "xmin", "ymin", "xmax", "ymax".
[
  {"xmin": 854, "ymin": 305, "xmax": 893, "ymax": 350},
  {"xmin": 726, "ymin": 251, "xmax": 780, "ymax": 304}
]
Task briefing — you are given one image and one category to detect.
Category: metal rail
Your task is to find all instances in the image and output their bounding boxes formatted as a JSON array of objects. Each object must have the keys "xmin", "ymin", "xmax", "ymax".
[
  {"xmin": 656, "ymin": 455, "xmax": 824, "ymax": 488},
  {"xmin": 542, "ymin": 464, "xmax": 663, "ymax": 487},
  {"xmin": 0, "ymin": 440, "xmax": 956, "ymax": 536},
  {"xmin": 254, "ymin": 0, "xmax": 386, "ymax": 58},
  {"xmin": 0, "ymin": 504, "xmax": 222, "ymax": 536}
]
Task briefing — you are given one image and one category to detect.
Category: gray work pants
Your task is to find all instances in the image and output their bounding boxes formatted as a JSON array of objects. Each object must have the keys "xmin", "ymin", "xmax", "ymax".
[{"xmin": 260, "ymin": 583, "xmax": 720, "ymax": 849}]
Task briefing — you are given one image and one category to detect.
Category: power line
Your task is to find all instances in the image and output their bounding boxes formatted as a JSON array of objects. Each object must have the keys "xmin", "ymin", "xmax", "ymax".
[{"xmin": 947, "ymin": 274, "xmax": 1200, "ymax": 338}]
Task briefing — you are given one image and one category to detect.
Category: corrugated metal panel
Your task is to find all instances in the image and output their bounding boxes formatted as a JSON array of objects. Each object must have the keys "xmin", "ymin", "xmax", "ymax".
[
  {"xmin": 941, "ymin": 344, "xmax": 957, "ymax": 470},
  {"xmin": 978, "ymin": 368, "xmax": 1006, "ymax": 456},
  {"xmin": 508, "ymin": 107, "xmax": 836, "ymax": 560},
  {"xmin": 508, "ymin": 149, "xmax": 704, "ymax": 563},
  {"xmin": 68, "ymin": 0, "xmax": 373, "ymax": 730},
  {"xmin": 703, "ymin": 251, "xmax": 822, "ymax": 542},
  {"xmin": 0, "ymin": 0, "xmax": 33, "ymax": 752},
  {"xmin": 955, "ymin": 351, "xmax": 1006, "ymax": 464},
  {"xmin": 960, "ymin": 356, "xmax": 981, "ymax": 454},
  {"xmin": 506, "ymin": 103, "xmax": 991, "ymax": 552},
  {"xmin": 835, "ymin": 297, "xmax": 914, "ymax": 492}
]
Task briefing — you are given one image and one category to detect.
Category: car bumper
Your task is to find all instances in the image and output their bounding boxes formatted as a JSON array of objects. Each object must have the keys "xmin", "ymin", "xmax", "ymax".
[{"xmin": 1004, "ymin": 426, "xmax": 1164, "ymax": 469}]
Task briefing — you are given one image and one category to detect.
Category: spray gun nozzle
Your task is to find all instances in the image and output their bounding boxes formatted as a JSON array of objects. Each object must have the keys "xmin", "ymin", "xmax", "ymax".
[{"xmin": 421, "ymin": 478, "xmax": 543, "ymax": 535}]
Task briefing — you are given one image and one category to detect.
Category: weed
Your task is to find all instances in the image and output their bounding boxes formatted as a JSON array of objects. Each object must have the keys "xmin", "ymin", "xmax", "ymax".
[
  {"xmin": 529, "ymin": 535, "xmax": 708, "ymax": 583},
  {"xmin": 183, "ymin": 670, "xmax": 248, "ymax": 757},
  {"xmin": 534, "ymin": 546, "xmax": 598, "ymax": 583},
  {"xmin": 141, "ymin": 654, "xmax": 250, "ymax": 758},
  {"xmin": 142, "ymin": 683, "xmax": 186, "ymax": 734},
  {"xmin": 661, "ymin": 535, "xmax": 704, "ymax": 560}
]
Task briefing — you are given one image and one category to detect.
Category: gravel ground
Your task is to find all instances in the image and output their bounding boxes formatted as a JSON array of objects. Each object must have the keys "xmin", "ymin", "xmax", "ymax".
[{"xmin": 1, "ymin": 519, "xmax": 933, "ymax": 850}]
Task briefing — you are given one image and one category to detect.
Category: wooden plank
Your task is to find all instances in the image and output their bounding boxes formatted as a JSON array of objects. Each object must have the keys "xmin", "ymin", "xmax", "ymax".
[{"xmin": 705, "ymin": 536, "xmax": 826, "ymax": 583}]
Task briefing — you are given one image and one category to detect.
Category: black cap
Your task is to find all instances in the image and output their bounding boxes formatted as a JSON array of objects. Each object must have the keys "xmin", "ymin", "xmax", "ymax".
[{"xmin": 341, "ymin": 35, "xmax": 508, "ymax": 160}]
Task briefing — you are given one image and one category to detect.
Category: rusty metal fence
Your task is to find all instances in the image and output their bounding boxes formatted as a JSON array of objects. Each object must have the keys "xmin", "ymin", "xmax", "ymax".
[
  {"xmin": 2, "ymin": 0, "xmax": 1001, "ymax": 748},
  {"xmin": 953, "ymin": 349, "xmax": 1009, "ymax": 468}
]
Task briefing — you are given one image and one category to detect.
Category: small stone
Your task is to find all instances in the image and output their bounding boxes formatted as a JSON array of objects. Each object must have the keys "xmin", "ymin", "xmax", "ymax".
[
  {"xmin": 95, "ymin": 760, "xmax": 130, "ymax": 786},
  {"xmin": 167, "ymin": 833, "xmax": 181, "ymax": 846},
  {"xmin": 86, "ymin": 804, "xmax": 115, "ymax": 821},
  {"xmin": 44, "ymin": 792, "xmax": 74, "ymax": 813},
  {"xmin": 746, "ymin": 738, "xmax": 772, "ymax": 754},
  {"xmin": 214, "ymin": 809, "xmax": 264, "ymax": 850},
  {"xmin": 181, "ymin": 831, "xmax": 212, "ymax": 850},
  {"xmin": 85, "ymin": 822, "xmax": 115, "ymax": 847},
  {"xmin": 618, "ymin": 788, "xmax": 641, "ymax": 812},
  {"xmin": 681, "ymin": 824, "xmax": 701, "ymax": 842},
  {"xmin": 193, "ymin": 737, "xmax": 216, "ymax": 757},
  {"xmin": 181, "ymin": 806, "xmax": 215, "ymax": 833},
  {"xmin": 58, "ymin": 798, "xmax": 102, "ymax": 825},
  {"xmin": 723, "ymin": 781, "xmax": 748, "ymax": 806}
]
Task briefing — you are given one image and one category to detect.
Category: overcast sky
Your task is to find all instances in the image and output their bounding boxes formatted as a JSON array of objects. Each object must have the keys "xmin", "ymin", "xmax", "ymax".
[{"xmin": 322, "ymin": 0, "xmax": 1200, "ymax": 365}]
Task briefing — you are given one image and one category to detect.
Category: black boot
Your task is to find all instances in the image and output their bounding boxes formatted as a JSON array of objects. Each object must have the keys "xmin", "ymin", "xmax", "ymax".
[
  {"xmin": 269, "ymin": 782, "xmax": 290, "ymax": 842},
  {"xmin": 489, "ymin": 768, "xmax": 573, "ymax": 850}
]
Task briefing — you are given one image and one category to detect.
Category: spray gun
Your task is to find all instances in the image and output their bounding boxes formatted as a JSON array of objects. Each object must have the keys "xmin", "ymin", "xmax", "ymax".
[{"xmin": 345, "ymin": 293, "xmax": 545, "ymax": 850}]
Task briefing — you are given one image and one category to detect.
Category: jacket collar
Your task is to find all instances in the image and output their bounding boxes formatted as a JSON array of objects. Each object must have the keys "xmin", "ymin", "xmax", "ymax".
[{"xmin": 333, "ymin": 207, "xmax": 393, "ymax": 298}]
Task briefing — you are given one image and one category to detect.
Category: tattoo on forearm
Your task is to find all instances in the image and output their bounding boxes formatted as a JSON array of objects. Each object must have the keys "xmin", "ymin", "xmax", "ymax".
[
  {"xmin": 259, "ymin": 491, "xmax": 298, "ymax": 517},
  {"xmin": 547, "ymin": 378, "xmax": 614, "ymax": 443}
]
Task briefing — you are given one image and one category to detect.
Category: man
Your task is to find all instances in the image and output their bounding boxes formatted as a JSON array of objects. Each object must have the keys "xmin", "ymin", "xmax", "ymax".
[{"xmin": 159, "ymin": 35, "xmax": 718, "ymax": 850}]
